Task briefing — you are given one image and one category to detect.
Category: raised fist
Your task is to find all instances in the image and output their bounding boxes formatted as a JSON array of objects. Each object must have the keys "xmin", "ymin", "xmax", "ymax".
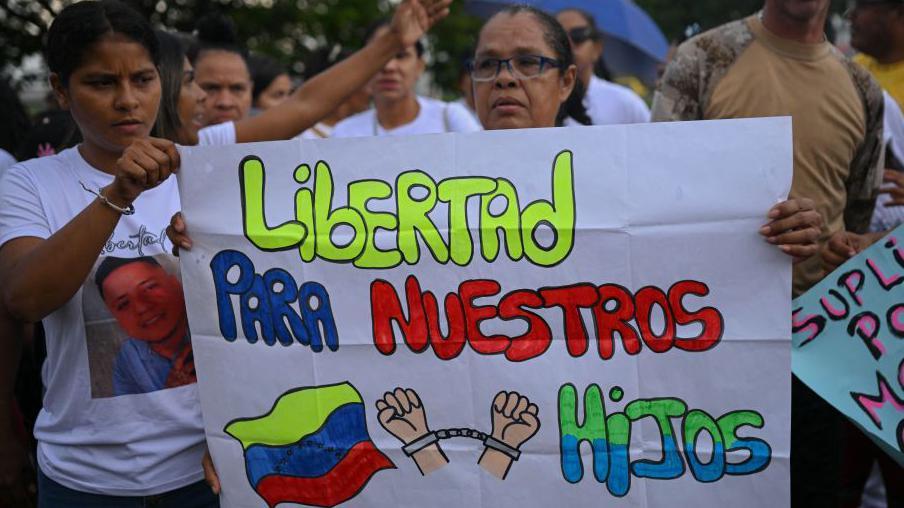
[
  {"xmin": 376, "ymin": 387, "xmax": 430, "ymax": 444},
  {"xmin": 489, "ymin": 391, "xmax": 540, "ymax": 450}
]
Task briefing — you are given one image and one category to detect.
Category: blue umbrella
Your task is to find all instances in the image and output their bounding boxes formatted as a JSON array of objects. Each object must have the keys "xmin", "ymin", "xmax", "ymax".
[{"xmin": 465, "ymin": 0, "xmax": 670, "ymax": 85}]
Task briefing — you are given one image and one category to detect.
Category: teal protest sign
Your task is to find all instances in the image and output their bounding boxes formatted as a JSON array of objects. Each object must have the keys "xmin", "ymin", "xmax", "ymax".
[{"xmin": 792, "ymin": 224, "xmax": 904, "ymax": 464}]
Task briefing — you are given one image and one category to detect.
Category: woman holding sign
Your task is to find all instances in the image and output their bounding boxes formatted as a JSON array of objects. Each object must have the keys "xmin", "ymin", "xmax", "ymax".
[
  {"xmin": 468, "ymin": 5, "xmax": 823, "ymax": 261},
  {"xmin": 0, "ymin": 0, "xmax": 451, "ymax": 504}
]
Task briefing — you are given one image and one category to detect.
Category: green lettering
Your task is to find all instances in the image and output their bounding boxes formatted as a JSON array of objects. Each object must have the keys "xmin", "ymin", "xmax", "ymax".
[
  {"xmin": 479, "ymin": 179, "xmax": 523, "ymax": 262},
  {"xmin": 397, "ymin": 171, "xmax": 448, "ymax": 264},
  {"xmin": 240, "ymin": 157, "xmax": 305, "ymax": 251},
  {"xmin": 349, "ymin": 180, "xmax": 401, "ymax": 268},
  {"xmin": 521, "ymin": 150, "xmax": 575, "ymax": 266},
  {"xmin": 293, "ymin": 164, "xmax": 316, "ymax": 262},
  {"xmin": 438, "ymin": 177, "xmax": 496, "ymax": 266},
  {"xmin": 313, "ymin": 161, "xmax": 366, "ymax": 261}
]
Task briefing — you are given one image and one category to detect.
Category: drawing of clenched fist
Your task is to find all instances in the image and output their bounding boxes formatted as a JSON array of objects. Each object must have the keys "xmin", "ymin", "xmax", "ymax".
[
  {"xmin": 479, "ymin": 390, "xmax": 540, "ymax": 480},
  {"xmin": 489, "ymin": 391, "xmax": 540, "ymax": 448},
  {"xmin": 376, "ymin": 388, "xmax": 429, "ymax": 444},
  {"xmin": 376, "ymin": 388, "xmax": 449, "ymax": 475}
]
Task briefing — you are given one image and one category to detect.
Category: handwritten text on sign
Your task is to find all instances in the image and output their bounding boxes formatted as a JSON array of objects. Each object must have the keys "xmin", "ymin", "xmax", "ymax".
[
  {"xmin": 179, "ymin": 119, "xmax": 793, "ymax": 507},
  {"xmin": 793, "ymin": 225, "xmax": 904, "ymax": 465}
]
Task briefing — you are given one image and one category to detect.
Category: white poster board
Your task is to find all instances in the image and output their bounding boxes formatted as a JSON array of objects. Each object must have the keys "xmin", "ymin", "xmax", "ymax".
[{"xmin": 179, "ymin": 118, "xmax": 792, "ymax": 507}]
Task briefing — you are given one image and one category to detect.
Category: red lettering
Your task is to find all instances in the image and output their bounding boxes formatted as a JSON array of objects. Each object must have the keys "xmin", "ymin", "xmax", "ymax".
[
  {"xmin": 670, "ymin": 280, "xmax": 723, "ymax": 352},
  {"xmin": 635, "ymin": 286, "xmax": 675, "ymax": 353},
  {"xmin": 499, "ymin": 289, "xmax": 551, "ymax": 362},
  {"xmin": 539, "ymin": 284, "xmax": 599, "ymax": 357},
  {"xmin": 370, "ymin": 276, "xmax": 427, "ymax": 355},
  {"xmin": 592, "ymin": 284, "xmax": 640, "ymax": 360},
  {"xmin": 460, "ymin": 279, "xmax": 510, "ymax": 354},
  {"xmin": 370, "ymin": 276, "xmax": 726, "ymax": 362},
  {"xmin": 423, "ymin": 290, "xmax": 467, "ymax": 360}
]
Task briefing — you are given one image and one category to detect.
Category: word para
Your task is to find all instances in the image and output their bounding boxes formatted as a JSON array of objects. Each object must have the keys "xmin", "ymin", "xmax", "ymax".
[
  {"xmin": 371, "ymin": 275, "xmax": 724, "ymax": 362},
  {"xmin": 558, "ymin": 383, "xmax": 771, "ymax": 497},
  {"xmin": 239, "ymin": 151, "xmax": 575, "ymax": 268},
  {"xmin": 210, "ymin": 250, "xmax": 339, "ymax": 350}
]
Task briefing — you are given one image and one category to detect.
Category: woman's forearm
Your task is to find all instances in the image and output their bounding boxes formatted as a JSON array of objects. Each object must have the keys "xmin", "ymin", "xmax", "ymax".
[
  {"xmin": 235, "ymin": 31, "xmax": 403, "ymax": 142},
  {"xmin": 2, "ymin": 199, "xmax": 122, "ymax": 322}
]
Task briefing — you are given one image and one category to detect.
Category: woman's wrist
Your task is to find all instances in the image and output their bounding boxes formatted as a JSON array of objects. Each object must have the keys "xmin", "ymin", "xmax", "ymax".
[
  {"xmin": 101, "ymin": 183, "xmax": 135, "ymax": 208},
  {"xmin": 372, "ymin": 28, "xmax": 405, "ymax": 56}
]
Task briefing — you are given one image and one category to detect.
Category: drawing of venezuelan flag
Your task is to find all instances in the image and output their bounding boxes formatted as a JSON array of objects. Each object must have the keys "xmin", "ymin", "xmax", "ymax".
[{"xmin": 225, "ymin": 383, "xmax": 394, "ymax": 508}]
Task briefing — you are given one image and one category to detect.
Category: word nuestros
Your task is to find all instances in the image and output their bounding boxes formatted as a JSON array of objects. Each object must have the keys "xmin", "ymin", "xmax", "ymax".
[{"xmin": 239, "ymin": 151, "xmax": 576, "ymax": 268}]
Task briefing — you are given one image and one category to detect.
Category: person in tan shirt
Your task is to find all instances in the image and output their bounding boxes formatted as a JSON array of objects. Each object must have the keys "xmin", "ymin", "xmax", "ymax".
[{"xmin": 653, "ymin": 1, "xmax": 885, "ymax": 506}]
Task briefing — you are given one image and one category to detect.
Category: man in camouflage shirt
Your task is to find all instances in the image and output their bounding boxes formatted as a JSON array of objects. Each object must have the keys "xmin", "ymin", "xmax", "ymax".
[{"xmin": 653, "ymin": 0, "xmax": 885, "ymax": 505}]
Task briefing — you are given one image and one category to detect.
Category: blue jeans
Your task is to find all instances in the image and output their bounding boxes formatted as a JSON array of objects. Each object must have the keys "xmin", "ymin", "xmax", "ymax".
[{"xmin": 38, "ymin": 470, "xmax": 219, "ymax": 508}]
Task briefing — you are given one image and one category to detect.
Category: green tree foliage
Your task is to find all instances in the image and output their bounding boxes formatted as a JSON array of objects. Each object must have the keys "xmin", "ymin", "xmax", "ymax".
[
  {"xmin": 0, "ymin": 1, "xmax": 850, "ymax": 92},
  {"xmin": 0, "ymin": 0, "xmax": 482, "ymax": 94}
]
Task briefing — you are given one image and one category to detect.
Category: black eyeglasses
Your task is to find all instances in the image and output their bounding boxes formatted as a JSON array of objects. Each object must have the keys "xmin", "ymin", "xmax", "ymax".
[
  {"xmin": 467, "ymin": 55, "xmax": 564, "ymax": 82},
  {"xmin": 567, "ymin": 26, "xmax": 598, "ymax": 45}
]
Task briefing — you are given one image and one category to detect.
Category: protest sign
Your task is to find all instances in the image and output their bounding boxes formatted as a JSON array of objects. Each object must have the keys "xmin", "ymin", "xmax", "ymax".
[
  {"xmin": 792, "ymin": 224, "xmax": 904, "ymax": 465},
  {"xmin": 178, "ymin": 117, "xmax": 792, "ymax": 507}
]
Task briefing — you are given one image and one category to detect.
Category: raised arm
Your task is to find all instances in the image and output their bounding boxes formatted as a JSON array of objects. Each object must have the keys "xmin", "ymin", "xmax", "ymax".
[{"xmin": 233, "ymin": 0, "xmax": 452, "ymax": 143}]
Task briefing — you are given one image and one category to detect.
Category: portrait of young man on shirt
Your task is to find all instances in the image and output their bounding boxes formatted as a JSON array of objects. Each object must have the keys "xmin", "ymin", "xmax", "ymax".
[{"xmin": 90, "ymin": 256, "xmax": 195, "ymax": 397}]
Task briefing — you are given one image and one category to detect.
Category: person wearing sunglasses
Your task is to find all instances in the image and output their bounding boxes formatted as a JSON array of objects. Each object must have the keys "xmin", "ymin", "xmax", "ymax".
[
  {"xmin": 555, "ymin": 9, "xmax": 650, "ymax": 126},
  {"xmin": 849, "ymin": 0, "xmax": 904, "ymax": 108}
]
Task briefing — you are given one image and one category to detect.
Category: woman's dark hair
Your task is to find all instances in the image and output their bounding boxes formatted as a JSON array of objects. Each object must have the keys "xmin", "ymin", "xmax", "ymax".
[
  {"xmin": 248, "ymin": 54, "xmax": 287, "ymax": 102},
  {"xmin": 95, "ymin": 256, "xmax": 161, "ymax": 299},
  {"xmin": 557, "ymin": 8, "xmax": 612, "ymax": 83},
  {"xmin": 557, "ymin": 8, "xmax": 601, "ymax": 42},
  {"xmin": 364, "ymin": 19, "xmax": 425, "ymax": 57},
  {"xmin": 188, "ymin": 12, "xmax": 248, "ymax": 65},
  {"xmin": 479, "ymin": 5, "xmax": 590, "ymax": 126},
  {"xmin": 0, "ymin": 79, "xmax": 30, "ymax": 157},
  {"xmin": 152, "ymin": 30, "xmax": 192, "ymax": 142},
  {"xmin": 45, "ymin": 0, "xmax": 159, "ymax": 86}
]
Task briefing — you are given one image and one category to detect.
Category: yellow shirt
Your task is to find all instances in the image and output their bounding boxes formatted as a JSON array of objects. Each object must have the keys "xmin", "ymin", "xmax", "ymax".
[{"xmin": 855, "ymin": 53, "xmax": 904, "ymax": 107}]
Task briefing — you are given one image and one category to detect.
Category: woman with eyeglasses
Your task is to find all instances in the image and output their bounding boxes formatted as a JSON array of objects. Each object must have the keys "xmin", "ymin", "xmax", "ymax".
[
  {"xmin": 332, "ymin": 20, "xmax": 481, "ymax": 138},
  {"xmin": 471, "ymin": 5, "xmax": 823, "ymax": 266},
  {"xmin": 555, "ymin": 9, "xmax": 650, "ymax": 126}
]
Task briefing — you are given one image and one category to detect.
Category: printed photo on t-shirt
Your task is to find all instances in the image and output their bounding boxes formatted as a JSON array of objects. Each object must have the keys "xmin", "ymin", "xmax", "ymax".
[{"xmin": 82, "ymin": 254, "xmax": 195, "ymax": 398}]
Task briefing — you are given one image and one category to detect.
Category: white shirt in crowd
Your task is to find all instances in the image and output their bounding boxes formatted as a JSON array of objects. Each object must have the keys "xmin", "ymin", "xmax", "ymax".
[
  {"xmin": 566, "ymin": 75, "xmax": 650, "ymax": 127},
  {"xmin": 0, "ymin": 147, "xmax": 203, "ymax": 496},
  {"xmin": 332, "ymin": 96, "xmax": 482, "ymax": 138},
  {"xmin": 453, "ymin": 97, "xmax": 481, "ymax": 126},
  {"xmin": 0, "ymin": 148, "xmax": 15, "ymax": 178},
  {"xmin": 870, "ymin": 91, "xmax": 904, "ymax": 233},
  {"xmin": 299, "ymin": 122, "xmax": 336, "ymax": 140},
  {"xmin": 198, "ymin": 121, "xmax": 237, "ymax": 146}
]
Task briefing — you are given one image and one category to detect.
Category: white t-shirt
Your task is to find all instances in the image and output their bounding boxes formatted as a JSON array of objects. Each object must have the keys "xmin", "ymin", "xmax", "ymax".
[
  {"xmin": 332, "ymin": 96, "xmax": 482, "ymax": 138},
  {"xmin": 870, "ymin": 91, "xmax": 904, "ymax": 232},
  {"xmin": 884, "ymin": 91, "xmax": 904, "ymax": 165},
  {"xmin": 198, "ymin": 121, "xmax": 237, "ymax": 146},
  {"xmin": 299, "ymin": 122, "xmax": 335, "ymax": 140},
  {"xmin": 566, "ymin": 75, "xmax": 650, "ymax": 126},
  {"xmin": 0, "ymin": 148, "xmax": 15, "ymax": 179},
  {"xmin": 0, "ymin": 147, "xmax": 205, "ymax": 496}
]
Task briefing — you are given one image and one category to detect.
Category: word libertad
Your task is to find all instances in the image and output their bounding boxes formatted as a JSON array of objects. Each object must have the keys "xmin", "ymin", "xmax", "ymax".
[{"xmin": 239, "ymin": 151, "xmax": 575, "ymax": 268}]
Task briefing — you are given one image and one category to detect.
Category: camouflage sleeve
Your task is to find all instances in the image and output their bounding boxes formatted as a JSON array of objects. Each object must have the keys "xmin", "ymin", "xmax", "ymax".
[
  {"xmin": 651, "ymin": 42, "xmax": 705, "ymax": 122},
  {"xmin": 652, "ymin": 19, "xmax": 754, "ymax": 123},
  {"xmin": 842, "ymin": 61, "xmax": 885, "ymax": 233}
]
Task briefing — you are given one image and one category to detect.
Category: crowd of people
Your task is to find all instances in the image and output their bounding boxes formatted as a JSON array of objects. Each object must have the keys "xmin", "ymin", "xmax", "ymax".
[{"xmin": 0, "ymin": 0, "xmax": 901, "ymax": 506}]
